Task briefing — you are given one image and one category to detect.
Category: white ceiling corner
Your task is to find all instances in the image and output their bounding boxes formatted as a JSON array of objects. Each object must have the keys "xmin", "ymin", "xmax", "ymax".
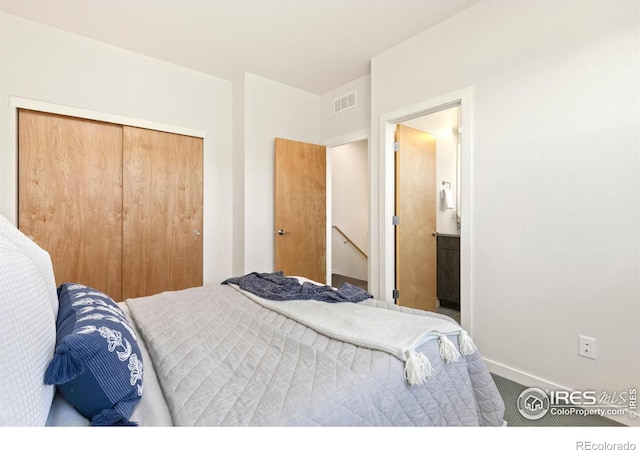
[{"xmin": 0, "ymin": 0, "xmax": 482, "ymax": 95}]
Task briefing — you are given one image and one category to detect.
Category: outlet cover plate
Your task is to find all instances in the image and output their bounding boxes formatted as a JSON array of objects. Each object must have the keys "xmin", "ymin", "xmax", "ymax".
[{"xmin": 579, "ymin": 335, "xmax": 596, "ymax": 359}]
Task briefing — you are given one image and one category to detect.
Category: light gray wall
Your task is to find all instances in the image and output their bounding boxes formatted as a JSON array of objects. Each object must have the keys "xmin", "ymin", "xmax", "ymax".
[{"xmin": 370, "ymin": 0, "xmax": 639, "ymax": 407}]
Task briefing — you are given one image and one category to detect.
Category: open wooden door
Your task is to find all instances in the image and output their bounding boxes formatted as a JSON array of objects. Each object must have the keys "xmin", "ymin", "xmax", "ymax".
[
  {"xmin": 394, "ymin": 124, "xmax": 437, "ymax": 311},
  {"xmin": 274, "ymin": 138, "xmax": 326, "ymax": 283}
]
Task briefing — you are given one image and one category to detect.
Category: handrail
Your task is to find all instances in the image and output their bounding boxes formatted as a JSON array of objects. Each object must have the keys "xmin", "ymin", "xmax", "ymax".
[{"xmin": 332, "ymin": 225, "xmax": 368, "ymax": 259}]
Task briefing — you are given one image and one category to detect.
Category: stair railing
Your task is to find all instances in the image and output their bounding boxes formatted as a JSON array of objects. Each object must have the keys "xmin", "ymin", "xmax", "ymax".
[{"xmin": 332, "ymin": 225, "xmax": 368, "ymax": 259}]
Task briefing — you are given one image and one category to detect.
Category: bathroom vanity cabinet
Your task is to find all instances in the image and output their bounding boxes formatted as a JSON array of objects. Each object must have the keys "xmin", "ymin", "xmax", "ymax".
[{"xmin": 437, "ymin": 234, "xmax": 460, "ymax": 310}]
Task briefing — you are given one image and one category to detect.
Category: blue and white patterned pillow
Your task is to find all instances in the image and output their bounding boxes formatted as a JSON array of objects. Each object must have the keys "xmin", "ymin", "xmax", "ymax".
[{"xmin": 44, "ymin": 283, "xmax": 143, "ymax": 426}]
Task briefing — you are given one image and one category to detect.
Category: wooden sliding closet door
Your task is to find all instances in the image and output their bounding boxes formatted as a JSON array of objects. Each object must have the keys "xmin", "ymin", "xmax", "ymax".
[
  {"xmin": 122, "ymin": 126, "xmax": 203, "ymax": 299},
  {"xmin": 18, "ymin": 109, "xmax": 124, "ymax": 300}
]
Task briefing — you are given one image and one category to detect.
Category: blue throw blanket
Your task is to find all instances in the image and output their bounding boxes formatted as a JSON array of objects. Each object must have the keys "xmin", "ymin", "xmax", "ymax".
[{"xmin": 222, "ymin": 272, "xmax": 372, "ymax": 303}]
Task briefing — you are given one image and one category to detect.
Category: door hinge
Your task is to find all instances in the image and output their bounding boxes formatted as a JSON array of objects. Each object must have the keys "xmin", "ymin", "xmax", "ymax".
[
  {"xmin": 393, "ymin": 142, "xmax": 400, "ymax": 152},
  {"xmin": 392, "ymin": 215, "xmax": 400, "ymax": 226},
  {"xmin": 392, "ymin": 289, "xmax": 400, "ymax": 300}
]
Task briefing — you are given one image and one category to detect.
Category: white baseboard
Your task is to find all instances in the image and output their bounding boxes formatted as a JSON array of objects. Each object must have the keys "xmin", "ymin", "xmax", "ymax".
[{"xmin": 484, "ymin": 358, "xmax": 637, "ymax": 427}]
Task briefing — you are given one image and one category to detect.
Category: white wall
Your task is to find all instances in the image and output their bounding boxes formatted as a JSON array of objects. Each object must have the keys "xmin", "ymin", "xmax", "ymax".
[
  {"xmin": 239, "ymin": 73, "xmax": 321, "ymax": 273},
  {"xmin": 370, "ymin": 0, "xmax": 640, "ymax": 405},
  {"xmin": 331, "ymin": 140, "xmax": 368, "ymax": 281},
  {"xmin": 0, "ymin": 12, "xmax": 234, "ymax": 285},
  {"xmin": 232, "ymin": 73, "xmax": 246, "ymax": 276},
  {"xmin": 321, "ymin": 75, "xmax": 371, "ymax": 143}
]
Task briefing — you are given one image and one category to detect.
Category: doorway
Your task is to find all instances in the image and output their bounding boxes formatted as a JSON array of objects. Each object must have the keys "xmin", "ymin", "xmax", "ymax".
[
  {"xmin": 396, "ymin": 106, "xmax": 461, "ymax": 319},
  {"xmin": 379, "ymin": 87, "xmax": 472, "ymax": 330},
  {"xmin": 330, "ymin": 139, "xmax": 369, "ymax": 291}
]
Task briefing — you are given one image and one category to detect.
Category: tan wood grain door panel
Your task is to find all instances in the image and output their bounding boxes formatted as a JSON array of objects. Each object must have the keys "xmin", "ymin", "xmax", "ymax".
[
  {"xmin": 395, "ymin": 124, "xmax": 437, "ymax": 311},
  {"xmin": 122, "ymin": 126, "xmax": 203, "ymax": 299},
  {"xmin": 274, "ymin": 138, "xmax": 326, "ymax": 283},
  {"xmin": 18, "ymin": 109, "xmax": 124, "ymax": 300}
]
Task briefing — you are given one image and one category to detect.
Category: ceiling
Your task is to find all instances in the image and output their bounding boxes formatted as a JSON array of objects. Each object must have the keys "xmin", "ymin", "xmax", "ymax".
[{"xmin": 0, "ymin": 0, "xmax": 481, "ymax": 95}]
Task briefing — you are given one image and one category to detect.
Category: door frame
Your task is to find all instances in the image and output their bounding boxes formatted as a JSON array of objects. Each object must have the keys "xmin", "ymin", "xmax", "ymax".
[
  {"xmin": 322, "ymin": 129, "xmax": 370, "ymax": 286},
  {"xmin": 378, "ymin": 87, "xmax": 473, "ymax": 331}
]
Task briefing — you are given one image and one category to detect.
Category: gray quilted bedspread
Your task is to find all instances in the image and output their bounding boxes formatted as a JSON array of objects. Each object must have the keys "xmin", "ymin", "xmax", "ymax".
[{"xmin": 125, "ymin": 284, "xmax": 505, "ymax": 426}]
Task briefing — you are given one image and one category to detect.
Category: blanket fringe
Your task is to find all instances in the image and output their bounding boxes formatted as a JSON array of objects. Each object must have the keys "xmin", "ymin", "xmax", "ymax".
[
  {"xmin": 404, "ymin": 351, "xmax": 434, "ymax": 386},
  {"xmin": 404, "ymin": 332, "xmax": 477, "ymax": 385},
  {"xmin": 439, "ymin": 334, "xmax": 461, "ymax": 363},
  {"xmin": 458, "ymin": 330, "xmax": 477, "ymax": 356}
]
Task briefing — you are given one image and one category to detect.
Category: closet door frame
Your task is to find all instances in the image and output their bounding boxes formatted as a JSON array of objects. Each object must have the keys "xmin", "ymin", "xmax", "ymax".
[
  {"xmin": 10, "ymin": 97, "xmax": 206, "ymax": 298},
  {"xmin": 10, "ymin": 97, "xmax": 205, "ymax": 146}
]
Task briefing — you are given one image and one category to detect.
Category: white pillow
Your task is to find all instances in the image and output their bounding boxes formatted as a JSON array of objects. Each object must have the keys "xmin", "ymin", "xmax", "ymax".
[{"xmin": 0, "ymin": 215, "xmax": 58, "ymax": 426}]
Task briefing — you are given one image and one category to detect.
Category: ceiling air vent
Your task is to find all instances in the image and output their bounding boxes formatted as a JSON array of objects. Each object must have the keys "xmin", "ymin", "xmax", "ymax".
[{"xmin": 333, "ymin": 91, "xmax": 356, "ymax": 113}]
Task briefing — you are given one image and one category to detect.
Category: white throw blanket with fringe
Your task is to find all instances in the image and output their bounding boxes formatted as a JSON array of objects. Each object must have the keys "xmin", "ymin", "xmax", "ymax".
[{"xmin": 227, "ymin": 283, "xmax": 477, "ymax": 386}]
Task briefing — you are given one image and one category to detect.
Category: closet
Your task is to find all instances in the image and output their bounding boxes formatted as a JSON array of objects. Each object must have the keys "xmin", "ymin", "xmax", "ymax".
[{"xmin": 18, "ymin": 109, "xmax": 203, "ymax": 302}]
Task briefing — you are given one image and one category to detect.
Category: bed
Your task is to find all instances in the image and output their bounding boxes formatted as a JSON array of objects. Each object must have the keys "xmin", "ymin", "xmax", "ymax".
[{"xmin": 0, "ymin": 214, "xmax": 505, "ymax": 427}]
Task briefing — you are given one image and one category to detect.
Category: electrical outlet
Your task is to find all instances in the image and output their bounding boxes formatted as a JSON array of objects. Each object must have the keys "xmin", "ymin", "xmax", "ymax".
[{"xmin": 579, "ymin": 335, "xmax": 596, "ymax": 359}]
